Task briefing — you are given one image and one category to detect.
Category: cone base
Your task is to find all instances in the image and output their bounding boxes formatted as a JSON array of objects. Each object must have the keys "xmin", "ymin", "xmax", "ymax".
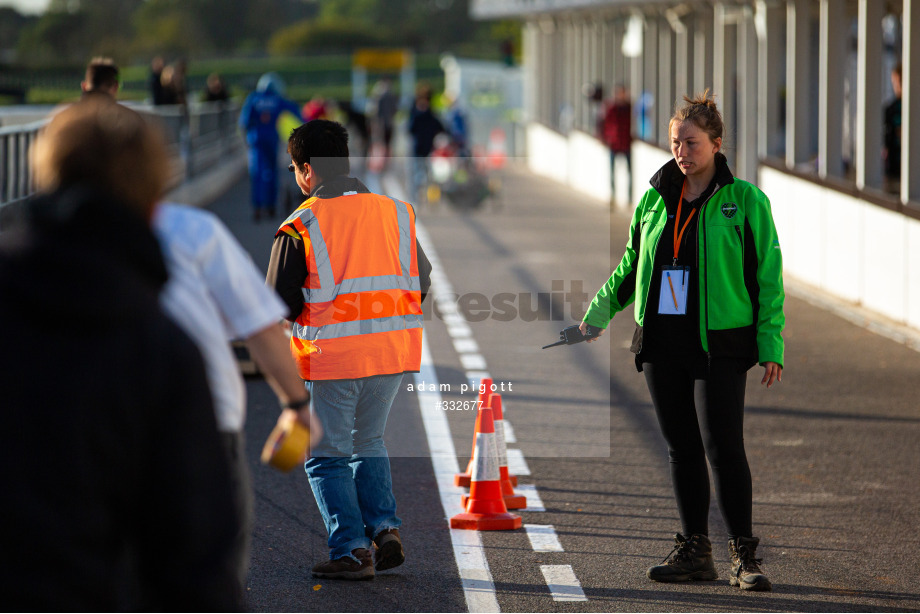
[
  {"xmin": 450, "ymin": 511, "xmax": 522, "ymax": 531},
  {"xmin": 461, "ymin": 493, "xmax": 527, "ymax": 510}
]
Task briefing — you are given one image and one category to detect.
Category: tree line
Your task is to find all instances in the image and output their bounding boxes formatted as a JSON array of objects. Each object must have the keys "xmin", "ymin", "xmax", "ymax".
[{"xmin": 0, "ymin": 0, "xmax": 518, "ymax": 66}]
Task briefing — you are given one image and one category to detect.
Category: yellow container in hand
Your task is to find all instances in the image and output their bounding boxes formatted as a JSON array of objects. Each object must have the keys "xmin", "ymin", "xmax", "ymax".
[{"xmin": 261, "ymin": 418, "xmax": 310, "ymax": 472}]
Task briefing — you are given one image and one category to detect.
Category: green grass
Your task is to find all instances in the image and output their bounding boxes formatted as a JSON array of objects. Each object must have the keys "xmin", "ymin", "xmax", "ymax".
[{"xmin": 6, "ymin": 52, "xmax": 448, "ymax": 106}]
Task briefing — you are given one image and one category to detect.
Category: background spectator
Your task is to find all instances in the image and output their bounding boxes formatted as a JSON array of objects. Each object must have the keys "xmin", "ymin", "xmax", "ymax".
[
  {"xmin": 239, "ymin": 72, "xmax": 302, "ymax": 221},
  {"xmin": 149, "ymin": 55, "xmax": 166, "ymax": 105},
  {"xmin": 407, "ymin": 83, "xmax": 445, "ymax": 203},
  {"xmin": 203, "ymin": 72, "xmax": 230, "ymax": 102},
  {"xmin": 602, "ymin": 84, "xmax": 633, "ymax": 202},
  {"xmin": 883, "ymin": 62, "xmax": 902, "ymax": 193},
  {"xmin": 80, "ymin": 56, "xmax": 119, "ymax": 99}
]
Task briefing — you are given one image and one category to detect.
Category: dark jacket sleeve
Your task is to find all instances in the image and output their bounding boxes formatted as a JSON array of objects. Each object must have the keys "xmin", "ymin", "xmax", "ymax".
[
  {"xmin": 417, "ymin": 238, "xmax": 432, "ymax": 306},
  {"xmin": 266, "ymin": 233, "xmax": 307, "ymax": 322}
]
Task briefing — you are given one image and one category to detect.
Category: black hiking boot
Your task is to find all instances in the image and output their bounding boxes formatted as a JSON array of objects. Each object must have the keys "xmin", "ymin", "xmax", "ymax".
[
  {"xmin": 728, "ymin": 536, "xmax": 772, "ymax": 591},
  {"xmin": 646, "ymin": 533, "xmax": 718, "ymax": 582}
]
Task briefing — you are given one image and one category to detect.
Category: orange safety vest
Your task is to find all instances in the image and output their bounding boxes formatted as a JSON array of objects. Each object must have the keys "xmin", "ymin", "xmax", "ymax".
[{"xmin": 277, "ymin": 192, "xmax": 423, "ymax": 380}]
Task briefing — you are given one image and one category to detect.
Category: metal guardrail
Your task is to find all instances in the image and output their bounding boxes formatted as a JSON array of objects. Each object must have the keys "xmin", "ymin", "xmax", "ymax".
[{"xmin": 0, "ymin": 101, "xmax": 243, "ymax": 230}]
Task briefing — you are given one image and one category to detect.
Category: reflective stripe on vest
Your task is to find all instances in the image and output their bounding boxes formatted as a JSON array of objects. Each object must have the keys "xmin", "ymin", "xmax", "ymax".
[
  {"xmin": 288, "ymin": 196, "xmax": 419, "ymax": 304},
  {"xmin": 292, "ymin": 313, "xmax": 423, "ymax": 342},
  {"xmin": 286, "ymin": 195, "xmax": 420, "ymax": 342}
]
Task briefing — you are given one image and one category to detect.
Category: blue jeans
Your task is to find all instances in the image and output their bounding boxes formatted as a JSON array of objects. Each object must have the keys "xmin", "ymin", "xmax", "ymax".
[{"xmin": 305, "ymin": 374, "xmax": 403, "ymax": 561}]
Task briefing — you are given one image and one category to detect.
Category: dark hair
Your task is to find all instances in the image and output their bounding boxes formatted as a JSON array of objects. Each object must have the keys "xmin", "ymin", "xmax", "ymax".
[
  {"xmin": 288, "ymin": 119, "xmax": 350, "ymax": 179},
  {"xmin": 84, "ymin": 57, "xmax": 119, "ymax": 92},
  {"xmin": 670, "ymin": 89, "xmax": 724, "ymax": 144},
  {"xmin": 32, "ymin": 98, "xmax": 168, "ymax": 220}
]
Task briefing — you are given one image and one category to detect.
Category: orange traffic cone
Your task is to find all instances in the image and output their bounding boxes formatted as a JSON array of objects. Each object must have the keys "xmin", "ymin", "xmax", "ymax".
[
  {"xmin": 450, "ymin": 405, "xmax": 522, "ymax": 531},
  {"xmin": 463, "ymin": 394, "xmax": 525, "ymax": 509},
  {"xmin": 454, "ymin": 378, "xmax": 493, "ymax": 487}
]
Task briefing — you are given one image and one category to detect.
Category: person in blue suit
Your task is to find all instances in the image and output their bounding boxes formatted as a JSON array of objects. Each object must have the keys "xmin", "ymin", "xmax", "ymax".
[{"xmin": 239, "ymin": 73, "xmax": 301, "ymax": 221}]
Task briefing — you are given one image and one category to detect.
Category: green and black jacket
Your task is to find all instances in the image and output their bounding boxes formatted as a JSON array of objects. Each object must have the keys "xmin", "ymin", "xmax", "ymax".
[{"xmin": 584, "ymin": 153, "xmax": 785, "ymax": 368}]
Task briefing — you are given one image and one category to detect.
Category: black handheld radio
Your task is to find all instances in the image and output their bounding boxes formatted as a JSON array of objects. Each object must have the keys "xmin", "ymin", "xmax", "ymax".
[{"xmin": 541, "ymin": 324, "xmax": 602, "ymax": 349}]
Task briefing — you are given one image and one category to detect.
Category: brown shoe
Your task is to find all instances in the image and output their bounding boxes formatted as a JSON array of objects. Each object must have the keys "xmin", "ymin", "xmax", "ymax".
[
  {"xmin": 311, "ymin": 548, "xmax": 374, "ymax": 580},
  {"xmin": 728, "ymin": 536, "xmax": 772, "ymax": 591},
  {"xmin": 373, "ymin": 528, "xmax": 405, "ymax": 571}
]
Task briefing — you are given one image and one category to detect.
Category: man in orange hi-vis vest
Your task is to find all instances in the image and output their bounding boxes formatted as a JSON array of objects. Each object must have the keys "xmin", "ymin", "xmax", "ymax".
[{"xmin": 267, "ymin": 120, "xmax": 432, "ymax": 581}]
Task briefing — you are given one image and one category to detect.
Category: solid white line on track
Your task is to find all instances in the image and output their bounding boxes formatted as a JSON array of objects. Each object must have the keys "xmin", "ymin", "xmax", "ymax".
[
  {"xmin": 398, "ymin": 191, "xmax": 499, "ymax": 612},
  {"xmin": 413, "ymin": 257, "xmax": 500, "ymax": 614},
  {"xmin": 525, "ymin": 525, "xmax": 564, "ymax": 552},
  {"xmin": 389, "ymin": 174, "xmax": 584, "ymax": 609},
  {"xmin": 540, "ymin": 565, "xmax": 588, "ymax": 602}
]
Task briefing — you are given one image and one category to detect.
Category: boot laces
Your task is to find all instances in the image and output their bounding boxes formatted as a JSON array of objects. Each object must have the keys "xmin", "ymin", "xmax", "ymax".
[
  {"xmin": 735, "ymin": 544, "xmax": 764, "ymax": 577},
  {"xmin": 662, "ymin": 535, "xmax": 696, "ymax": 565}
]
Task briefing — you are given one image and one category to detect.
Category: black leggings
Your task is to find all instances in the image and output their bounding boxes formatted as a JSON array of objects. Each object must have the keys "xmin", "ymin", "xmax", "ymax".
[{"xmin": 643, "ymin": 358, "xmax": 753, "ymax": 539}]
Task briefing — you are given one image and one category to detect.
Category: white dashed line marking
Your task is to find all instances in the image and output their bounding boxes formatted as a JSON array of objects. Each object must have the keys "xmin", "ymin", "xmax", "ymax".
[
  {"xmin": 525, "ymin": 525, "xmax": 564, "ymax": 552},
  {"xmin": 501, "ymin": 420, "xmax": 516, "ymax": 443},
  {"xmin": 540, "ymin": 565, "xmax": 588, "ymax": 602},
  {"xmin": 516, "ymin": 484, "xmax": 546, "ymax": 512},
  {"xmin": 506, "ymin": 448, "xmax": 531, "ymax": 476}
]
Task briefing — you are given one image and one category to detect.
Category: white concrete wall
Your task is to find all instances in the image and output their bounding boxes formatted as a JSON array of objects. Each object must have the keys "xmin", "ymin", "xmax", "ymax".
[
  {"xmin": 760, "ymin": 165, "xmax": 920, "ymax": 330},
  {"xmin": 525, "ymin": 122, "xmax": 920, "ymax": 333},
  {"xmin": 630, "ymin": 141, "xmax": 672, "ymax": 209},
  {"xmin": 525, "ymin": 123, "xmax": 610, "ymax": 205},
  {"xmin": 526, "ymin": 122, "xmax": 569, "ymax": 182},
  {"xmin": 568, "ymin": 130, "xmax": 612, "ymax": 203}
]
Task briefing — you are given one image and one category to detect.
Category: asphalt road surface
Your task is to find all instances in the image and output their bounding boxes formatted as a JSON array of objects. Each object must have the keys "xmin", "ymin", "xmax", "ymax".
[{"xmin": 202, "ymin": 158, "xmax": 920, "ymax": 613}]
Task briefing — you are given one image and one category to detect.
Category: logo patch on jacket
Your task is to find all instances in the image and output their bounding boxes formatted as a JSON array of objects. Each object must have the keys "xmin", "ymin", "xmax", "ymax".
[{"xmin": 721, "ymin": 203, "xmax": 738, "ymax": 219}]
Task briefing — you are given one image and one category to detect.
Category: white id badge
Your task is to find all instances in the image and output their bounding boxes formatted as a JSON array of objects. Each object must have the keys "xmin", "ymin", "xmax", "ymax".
[{"xmin": 658, "ymin": 266, "xmax": 690, "ymax": 315}]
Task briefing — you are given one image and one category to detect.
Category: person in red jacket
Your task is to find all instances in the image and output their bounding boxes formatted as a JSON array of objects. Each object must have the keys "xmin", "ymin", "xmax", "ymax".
[{"xmin": 602, "ymin": 84, "xmax": 633, "ymax": 203}]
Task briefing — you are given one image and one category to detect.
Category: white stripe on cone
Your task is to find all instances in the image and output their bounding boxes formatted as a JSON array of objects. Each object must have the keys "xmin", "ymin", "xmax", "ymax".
[
  {"xmin": 471, "ymin": 432, "xmax": 500, "ymax": 483},
  {"xmin": 494, "ymin": 419, "xmax": 508, "ymax": 469}
]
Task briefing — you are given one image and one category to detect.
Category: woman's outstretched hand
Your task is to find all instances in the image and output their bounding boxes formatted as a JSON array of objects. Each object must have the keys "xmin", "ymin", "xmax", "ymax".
[{"xmin": 579, "ymin": 321, "xmax": 606, "ymax": 343}]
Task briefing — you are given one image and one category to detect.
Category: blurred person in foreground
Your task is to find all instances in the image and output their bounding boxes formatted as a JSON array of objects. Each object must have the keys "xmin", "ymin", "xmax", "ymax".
[
  {"xmin": 239, "ymin": 72, "xmax": 301, "ymax": 221},
  {"xmin": 581, "ymin": 91, "xmax": 784, "ymax": 592},
  {"xmin": 81, "ymin": 56, "xmax": 119, "ymax": 99},
  {"xmin": 154, "ymin": 198, "xmax": 317, "ymax": 589},
  {"xmin": 267, "ymin": 120, "xmax": 432, "ymax": 580},
  {"xmin": 0, "ymin": 99, "xmax": 243, "ymax": 610},
  {"xmin": 77, "ymin": 64, "xmax": 319, "ymax": 588}
]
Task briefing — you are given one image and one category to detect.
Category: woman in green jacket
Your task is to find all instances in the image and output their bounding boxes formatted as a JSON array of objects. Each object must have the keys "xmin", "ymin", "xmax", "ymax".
[{"xmin": 581, "ymin": 92, "xmax": 784, "ymax": 591}]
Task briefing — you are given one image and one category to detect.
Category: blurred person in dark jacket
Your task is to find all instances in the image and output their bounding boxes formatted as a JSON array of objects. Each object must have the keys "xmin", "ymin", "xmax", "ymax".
[
  {"xmin": 407, "ymin": 83, "xmax": 444, "ymax": 203},
  {"xmin": 150, "ymin": 55, "xmax": 166, "ymax": 105},
  {"xmin": 0, "ymin": 98, "xmax": 243, "ymax": 611}
]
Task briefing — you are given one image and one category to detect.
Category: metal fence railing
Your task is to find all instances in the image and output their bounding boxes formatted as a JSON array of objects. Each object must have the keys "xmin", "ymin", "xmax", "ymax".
[{"xmin": 0, "ymin": 101, "xmax": 242, "ymax": 231}]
